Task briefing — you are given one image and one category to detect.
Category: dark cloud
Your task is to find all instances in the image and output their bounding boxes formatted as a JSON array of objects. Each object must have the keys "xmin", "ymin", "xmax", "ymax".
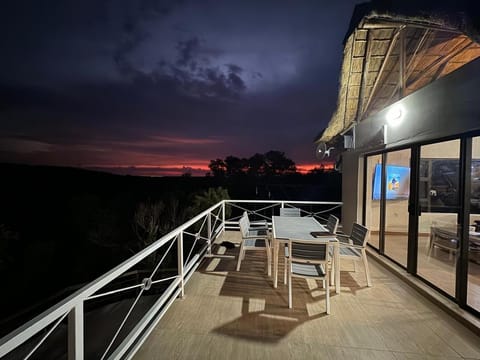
[
  {"xmin": 176, "ymin": 37, "xmax": 201, "ymax": 67},
  {"xmin": 0, "ymin": 0, "xmax": 364, "ymax": 174}
]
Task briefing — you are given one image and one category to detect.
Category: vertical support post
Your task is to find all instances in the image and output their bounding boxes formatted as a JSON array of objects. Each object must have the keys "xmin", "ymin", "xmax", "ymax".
[
  {"xmin": 399, "ymin": 27, "xmax": 406, "ymax": 98},
  {"xmin": 178, "ymin": 233, "xmax": 184, "ymax": 298},
  {"xmin": 407, "ymin": 145, "xmax": 420, "ymax": 275},
  {"xmin": 379, "ymin": 153, "xmax": 387, "ymax": 254},
  {"xmin": 457, "ymin": 137, "xmax": 471, "ymax": 305},
  {"xmin": 68, "ymin": 302, "xmax": 84, "ymax": 360},
  {"xmin": 207, "ymin": 212, "xmax": 212, "ymax": 256},
  {"xmin": 222, "ymin": 201, "xmax": 226, "ymax": 233}
]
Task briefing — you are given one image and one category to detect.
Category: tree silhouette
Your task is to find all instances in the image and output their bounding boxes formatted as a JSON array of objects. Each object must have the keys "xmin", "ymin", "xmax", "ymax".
[
  {"xmin": 248, "ymin": 153, "xmax": 267, "ymax": 176},
  {"xmin": 224, "ymin": 156, "xmax": 248, "ymax": 177},
  {"xmin": 264, "ymin": 150, "xmax": 296, "ymax": 175},
  {"xmin": 209, "ymin": 151, "xmax": 297, "ymax": 178},
  {"xmin": 187, "ymin": 187, "xmax": 231, "ymax": 217},
  {"xmin": 208, "ymin": 158, "xmax": 227, "ymax": 177}
]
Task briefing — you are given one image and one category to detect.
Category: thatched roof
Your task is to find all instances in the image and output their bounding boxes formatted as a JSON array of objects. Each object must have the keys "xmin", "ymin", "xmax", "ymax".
[{"xmin": 318, "ymin": 0, "xmax": 480, "ymax": 143}]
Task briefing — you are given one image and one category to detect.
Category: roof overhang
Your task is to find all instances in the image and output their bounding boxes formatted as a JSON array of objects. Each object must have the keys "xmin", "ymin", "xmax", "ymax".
[{"xmin": 317, "ymin": 0, "xmax": 480, "ymax": 144}]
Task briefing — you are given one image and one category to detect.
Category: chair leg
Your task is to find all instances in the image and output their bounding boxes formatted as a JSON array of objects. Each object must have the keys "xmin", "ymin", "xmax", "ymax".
[
  {"xmin": 266, "ymin": 244, "xmax": 272, "ymax": 276},
  {"xmin": 362, "ymin": 249, "xmax": 372, "ymax": 287},
  {"xmin": 288, "ymin": 262, "xmax": 292, "ymax": 309},
  {"xmin": 325, "ymin": 272, "xmax": 330, "ymax": 315},
  {"xmin": 330, "ymin": 259, "xmax": 334, "ymax": 285},
  {"xmin": 236, "ymin": 241, "xmax": 244, "ymax": 271}
]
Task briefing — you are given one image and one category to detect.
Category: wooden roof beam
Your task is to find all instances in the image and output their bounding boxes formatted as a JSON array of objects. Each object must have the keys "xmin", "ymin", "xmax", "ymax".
[
  {"xmin": 406, "ymin": 38, "xmax": 474, "ymax": 88},
  {"xmin": 362, "ymin": 17, "xmax": 462, "ymax": 35},
  {"xmin": 406, "ymin": 29, "xmax": 431, "ymax": 79},
  {"xmin": 356, "ymin": 29, "xmax": 372, "ymax": 121},
  {"xmin": 361, "ymin": 26, "xmax": 404, "ymax": 119}
]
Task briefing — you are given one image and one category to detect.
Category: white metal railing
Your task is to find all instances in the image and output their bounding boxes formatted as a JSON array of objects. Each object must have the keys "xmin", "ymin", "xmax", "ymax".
[{"xmin": 0, "ymin": 199, "xmax": 341, "ymax": 359}]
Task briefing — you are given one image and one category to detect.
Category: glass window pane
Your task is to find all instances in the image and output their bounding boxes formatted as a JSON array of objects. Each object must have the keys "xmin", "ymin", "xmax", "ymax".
[
  {"xmin": 384, "ymin": 149, "xmax": 410, "ymax": 267},
  {"xmin": 417, "ymin": 139, "xmax": 460, "ymax": 297},
  {"xmin": 468, "ymin": 136, "xmax": 480, "ymax": 311}
]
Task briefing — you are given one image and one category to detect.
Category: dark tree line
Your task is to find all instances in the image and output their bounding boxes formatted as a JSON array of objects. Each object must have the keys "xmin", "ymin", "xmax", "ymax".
[{"xmin": 208, "ymin": 150, "xmax": 297, "ymax": 177}]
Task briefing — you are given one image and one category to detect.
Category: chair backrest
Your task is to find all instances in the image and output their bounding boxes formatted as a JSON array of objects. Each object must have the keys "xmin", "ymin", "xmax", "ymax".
[
  {"xmin": 239, "ymin": 215, "xmax": 249, "ymax": 237},
  {"xmin": 289, "ymin": 239, "xmax": 329, "ymax": 263},
  {"xmin": 326, "ymin": 215, "xmax": 339, "ymax": 234},
  {"xmin": 279, "ymin": 208, "xmax": 301, "ymax": 217},
  {"xmin": 350, "ymin": 223, "xmax": 369, "ymax": 247},
  {"xmin": 242, "ymin": 211, "xmax": 251, "ymax": 228}
]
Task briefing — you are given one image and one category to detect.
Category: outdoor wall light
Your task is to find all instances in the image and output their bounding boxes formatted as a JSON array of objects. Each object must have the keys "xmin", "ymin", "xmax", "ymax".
[{"xmin": 386, "ymin": 104, "xmax": 405, "ymax": 126}]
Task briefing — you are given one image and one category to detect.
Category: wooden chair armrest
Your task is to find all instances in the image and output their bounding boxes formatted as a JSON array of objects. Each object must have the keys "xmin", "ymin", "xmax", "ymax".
[{"xmin": 336, "ymin": 234, "xmax": 350, "ymax": 244}]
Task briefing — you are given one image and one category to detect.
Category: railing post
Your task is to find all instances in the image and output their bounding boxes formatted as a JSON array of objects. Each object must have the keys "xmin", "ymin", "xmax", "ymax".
[
  {"xmin": 178, "ymin": 233, "xmax": 184, "ymax": 298},
  {"xmin": 68, "ymin": 302, "xmax": 84, "ymax": 360},
  {"xmin": 222, "ymin": 201, "xmax": 226, "ymax": 232},
  {"xmin": 207, "ymin": 212, "xmax": 212, "ymax": 256}
]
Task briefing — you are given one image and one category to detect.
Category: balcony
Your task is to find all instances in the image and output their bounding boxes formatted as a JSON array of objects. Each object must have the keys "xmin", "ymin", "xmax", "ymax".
[
  {"xmin": 135, "ymin": 231, "xmax": 480, "ymax": 359},
  {"xmin": 1, "ymin": 200, "xmax": 480, "ymax": 359}
]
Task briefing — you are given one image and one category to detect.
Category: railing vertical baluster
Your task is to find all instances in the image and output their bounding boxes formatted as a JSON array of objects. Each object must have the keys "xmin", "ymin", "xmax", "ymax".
[
  {"xmin": 68, "ymin": 302, "xmax": 84, "ymax": 360},
  {"xmin": 178, "ymin": 233, "xmax": 184, "ymax": 298},
  {"xmin": 222, "ymin": 201, "xmax": 226, "ymax": 232},
  {"xmin": 207, "ymin": 212, "xmax": 212, "ymax": 256}
]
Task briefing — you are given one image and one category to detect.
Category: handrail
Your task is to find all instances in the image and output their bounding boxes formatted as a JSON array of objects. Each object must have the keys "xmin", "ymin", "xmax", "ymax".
[{"xmin": 0, "ymin": 199, "xmax": 341, "ymax": 359}]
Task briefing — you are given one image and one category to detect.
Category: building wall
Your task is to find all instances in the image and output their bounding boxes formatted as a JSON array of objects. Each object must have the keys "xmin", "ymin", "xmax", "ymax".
[{"xmin": 341, "ymin": 150, "xmax": 361, "ymax": 234}]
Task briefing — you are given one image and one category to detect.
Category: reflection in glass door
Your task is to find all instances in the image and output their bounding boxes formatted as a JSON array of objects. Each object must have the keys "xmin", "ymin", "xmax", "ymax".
[
  {"xmin": 467, "ymin": 136, "xmax": 480, "ymax": 312},
  {"xmin": 384, "ymin": 149, "xmax": 411, "ymax": 267},
  {"xmin": 417, "ymin": 139, "xmax": 460, "ymax": 297},
  {"xmin": 365, "ymin": 155, "xmax": 382, "ymax": 249}
]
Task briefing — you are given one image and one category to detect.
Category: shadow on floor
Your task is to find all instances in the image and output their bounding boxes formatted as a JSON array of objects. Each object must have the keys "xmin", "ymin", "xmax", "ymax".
[{"xmin": 198, "ymin": 243, "xmax": 368, "ymax": 343}]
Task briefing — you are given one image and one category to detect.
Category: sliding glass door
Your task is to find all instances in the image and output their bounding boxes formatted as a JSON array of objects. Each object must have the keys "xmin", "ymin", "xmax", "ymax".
[
  {"xmin": 365, "ymin": 150, "xmax": 410, "ymax": 267},
  {"xmin": 416, "ymin": 139, "xmax": 460, "ymax": 297},
  {"xmin": 467, "ymin": 136, "xmax": 480, "ymax": 312},
  {"xmin": 384, "ymin": 149, "xmax": 411, "ymax": 267},
  {"xmin": 365, "ymin": 136, "xmax": 480, "ymax": 314}
]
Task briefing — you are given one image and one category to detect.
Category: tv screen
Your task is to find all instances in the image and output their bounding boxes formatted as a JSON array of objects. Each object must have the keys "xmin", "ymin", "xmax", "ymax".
[{"xmin": 372, "ymin": 164, "xmax": 410, "ymax": 200}]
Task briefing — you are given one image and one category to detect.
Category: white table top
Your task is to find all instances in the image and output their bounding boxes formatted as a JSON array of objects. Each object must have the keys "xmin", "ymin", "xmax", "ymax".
[{"xmin": 272, "ymin": 216, "xmax": 336, "ymax": 240}]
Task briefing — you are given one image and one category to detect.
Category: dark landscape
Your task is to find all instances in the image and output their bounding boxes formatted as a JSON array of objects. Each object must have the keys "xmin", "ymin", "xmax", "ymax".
[{"xmin": 0, "ymin": 161, "xmax": 340, "ymax": 336}]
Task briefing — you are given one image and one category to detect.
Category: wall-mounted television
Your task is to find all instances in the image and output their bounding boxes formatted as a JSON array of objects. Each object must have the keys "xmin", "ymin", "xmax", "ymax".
[{"xmin": 372, "ymin": 163, "xmax": 410, "ymax": 200}]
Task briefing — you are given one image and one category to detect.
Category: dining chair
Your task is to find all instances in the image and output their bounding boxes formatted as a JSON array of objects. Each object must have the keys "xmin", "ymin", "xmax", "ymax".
[
  {"xmin": 336, "ymin": 223, "xmax": 372, "ymax": 287},
  {"xmin": 326, "ymin": 214, "xmax": 339, "ymax": 234},
  {"xmin": 236, "ymin": 214, "xmax": 271, "ymax": 275},
  {"xmin": 284, "ymin": 214, "xmax": 339, "ymax": 285},
  {"xmin": 287, "ymin": 238, "xmax": 330, "ymax": 313},
  {"xmin": 279, "ymin": 208, "xmax": 301, "ymax": 217},
  {"xmin": 243, "ymin": 211, "xmax": 269, "ymax": 232}
]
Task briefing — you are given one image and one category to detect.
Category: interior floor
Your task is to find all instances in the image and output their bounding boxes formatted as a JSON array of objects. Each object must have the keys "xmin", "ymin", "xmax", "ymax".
[{"xmin": 368, "ymin": 233, "xmax": 480, "ymax": 312}]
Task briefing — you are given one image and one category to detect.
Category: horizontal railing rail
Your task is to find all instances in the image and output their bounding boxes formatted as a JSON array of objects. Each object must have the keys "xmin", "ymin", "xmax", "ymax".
[{"xmin": 0, "ymin": 199, "xmax": 341, "ymax": 360}]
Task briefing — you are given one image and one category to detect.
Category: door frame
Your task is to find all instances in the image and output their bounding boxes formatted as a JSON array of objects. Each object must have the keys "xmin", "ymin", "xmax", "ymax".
[{"xmin": 362, "ymin": 133, "xmax": 479, "ymax": 314}]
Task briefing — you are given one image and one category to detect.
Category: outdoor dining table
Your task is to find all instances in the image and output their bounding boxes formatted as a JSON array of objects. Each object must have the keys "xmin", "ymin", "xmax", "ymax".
[{"xmin": 271, "ymin": 215, "xmax": 341, "ymax": 293}]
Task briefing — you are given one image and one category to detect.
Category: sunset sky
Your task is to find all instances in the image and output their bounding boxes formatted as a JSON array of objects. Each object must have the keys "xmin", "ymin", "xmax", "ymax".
[{"xmin": 0, "ymin": 0, "xmax": 362, "ymax": 176}]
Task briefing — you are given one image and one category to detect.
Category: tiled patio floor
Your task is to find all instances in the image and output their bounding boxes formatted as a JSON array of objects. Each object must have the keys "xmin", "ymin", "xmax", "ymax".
[{"xmin": 134, "ymin": 231, "xmax": 480, "ymax": 360}]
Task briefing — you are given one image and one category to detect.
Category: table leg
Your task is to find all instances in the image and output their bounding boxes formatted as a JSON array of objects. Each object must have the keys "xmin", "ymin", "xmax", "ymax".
[
  {"xmin": 334, "ymin": 242, "xmax": 340, "ymax": 294},
  {"xmin": 273, "ymin": 238, "xmax": 279, "ymax": 288}
]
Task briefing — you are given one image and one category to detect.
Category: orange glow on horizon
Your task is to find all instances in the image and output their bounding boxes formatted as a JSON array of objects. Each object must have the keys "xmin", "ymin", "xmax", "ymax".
[
  {"xmin": 296, "ymin": 162, "xmax": 335, "ymax": 174},
  {"xmin": 85, "ymin": 161, "xmax": 336, "ymax": 176}
]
